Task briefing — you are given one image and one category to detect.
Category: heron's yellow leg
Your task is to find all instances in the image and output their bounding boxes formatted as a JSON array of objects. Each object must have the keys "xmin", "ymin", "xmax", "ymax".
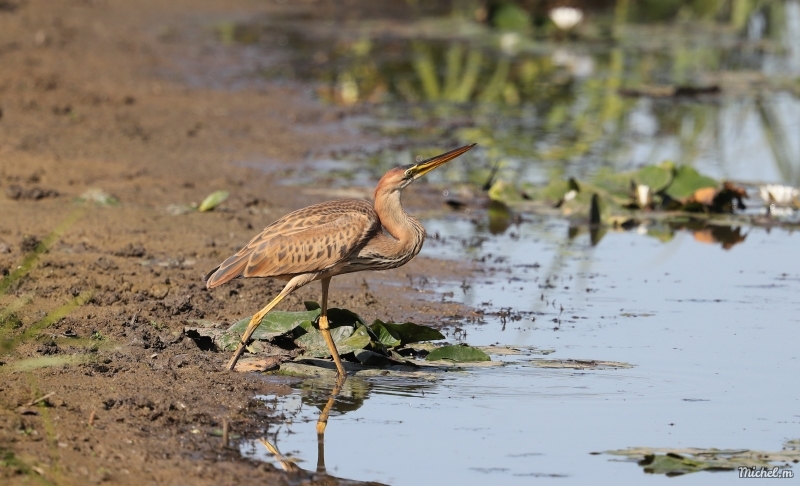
[
  {"xmin": 226, "ymin": 292, "xmax": 288, "ymax": 371},
  {"xmin": 318, "ymin": 278, "xmax": 347, "ymax": 379}
]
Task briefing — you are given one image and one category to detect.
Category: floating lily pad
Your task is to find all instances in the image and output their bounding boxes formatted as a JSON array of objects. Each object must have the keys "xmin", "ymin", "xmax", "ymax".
[
  {"xmin": 639, "ymin": 453, "xmax": 730, "ymax": 475},
  {"xmin": 219, "ymin": 309, "xmax": 320, "ymax": 350},
  {"xmin": 304, "ymin": 301, "xmax": 365, "ymax": 327},
  {"xmin": 353, "ymin": 349, "xmax": 403, "ymax": 366},
  {"xmin": 603, "ymin": 441, "xmax": 800, "ymax": 476},
  {"xmin": 327, "ymin": 307, "xmax": 366, "ymax": 327},
  {"xmin": 665, "ymin": 166, "xmax": 717, "ymax": 201},
  {"xmin": 296, "ymin": 324, "xmax": 372, "ymax": 358},
  {"xmin": 198, "ymin": 190, "xmax": 229, "ymax": 212},
  {"xmin": 492, "ymin": 2, "xmax": 530, "ymax": 31},
  {"xmin": 426, "ymin": 344, "xmax": 490, "ymax": 362},
  {"xmin": 521, "ymin": 179, "xmax": 572, "ymax": 204},
  {"xmin": 373, "ymin": 321, "xmax": 445, "ymax": 346},
  {"xmin": 634, "ymin": 165, "xmax": 672, "ymax": 193},
  {"xmin": 369, "ymin": 320, "xmax": 401, "ymax": 348},
  {"xmin": 591, "ymin": 168, "xmax": 633, "ymax": 198}
]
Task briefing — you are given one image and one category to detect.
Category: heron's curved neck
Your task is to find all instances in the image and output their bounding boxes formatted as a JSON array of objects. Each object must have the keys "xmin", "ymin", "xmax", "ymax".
[{"xmin": 374, "ymin": 189, "xmax": 425, "ymax": 252}]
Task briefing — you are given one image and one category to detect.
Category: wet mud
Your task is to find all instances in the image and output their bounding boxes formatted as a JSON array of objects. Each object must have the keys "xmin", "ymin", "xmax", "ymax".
[{"xmin": 0, "ymin": 1, "xmax": 471, "ymax": 484}]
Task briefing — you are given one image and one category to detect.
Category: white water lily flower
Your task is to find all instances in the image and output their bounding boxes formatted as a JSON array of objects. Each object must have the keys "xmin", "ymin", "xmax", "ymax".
[
  {"xmin": 635, "ymin": 185, "xmax": 653, "ymax": 207},
  {"xmin": 564, "ymin": 189, "xmax": 577, "ymax": 202},
  {"xmin": 758, "ymin": 184, "xmax": 799, "ymax": 207},
  {"xmin": 549, "ymin": 7, "xmax": 583, "ymax": 30}
]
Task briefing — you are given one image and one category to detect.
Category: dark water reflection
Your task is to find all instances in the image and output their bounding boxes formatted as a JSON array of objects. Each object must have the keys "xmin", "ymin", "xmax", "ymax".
[{"xmin": 218, "ymin": 0, "xmax": 800, "ymax": 192}]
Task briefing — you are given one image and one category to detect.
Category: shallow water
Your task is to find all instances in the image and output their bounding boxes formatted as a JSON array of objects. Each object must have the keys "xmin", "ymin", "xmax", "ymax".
[
  {"xmin": 242, "ymin": 221, "xmax": 800, "ymax": 484},
  {"xmin": 218, "ymin": 2, "xmax": 800, "ymax": 483}
]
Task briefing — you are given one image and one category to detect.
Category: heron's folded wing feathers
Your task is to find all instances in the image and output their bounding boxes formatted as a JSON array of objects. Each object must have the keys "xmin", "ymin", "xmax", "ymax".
[{"xmin": 205, "ymin": 200, "xmax": 379, "ymax": 288}]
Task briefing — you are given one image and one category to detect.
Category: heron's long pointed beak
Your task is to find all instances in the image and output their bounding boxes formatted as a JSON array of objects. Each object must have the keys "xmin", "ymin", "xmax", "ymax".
[{"xmin": 410, "ymin": 143, "xmax": 476, "ymax": 179}]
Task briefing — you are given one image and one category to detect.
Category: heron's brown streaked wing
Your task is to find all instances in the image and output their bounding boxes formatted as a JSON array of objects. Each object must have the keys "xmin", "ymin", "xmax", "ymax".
[{"xmin": 205, "ymin": 200, "xmax": 379, "ymax": 288}]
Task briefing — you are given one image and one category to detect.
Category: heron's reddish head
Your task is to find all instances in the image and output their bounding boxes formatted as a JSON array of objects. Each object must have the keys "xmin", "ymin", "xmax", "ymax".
[{"xmin": 374, "ymin": 144, "xmax": 476, "ymax": 196}]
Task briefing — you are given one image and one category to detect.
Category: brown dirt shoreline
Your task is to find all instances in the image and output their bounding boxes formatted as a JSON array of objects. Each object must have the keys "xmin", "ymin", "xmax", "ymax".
[{"xmin": 0, "ymin": 1, "xmax": 474, "ymax": 484}]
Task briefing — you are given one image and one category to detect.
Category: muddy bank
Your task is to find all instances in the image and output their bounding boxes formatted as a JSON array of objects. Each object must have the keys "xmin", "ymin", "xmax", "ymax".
[{"xmin": 0, "ymin": 1, "xmax": 472, "ymax": 484}]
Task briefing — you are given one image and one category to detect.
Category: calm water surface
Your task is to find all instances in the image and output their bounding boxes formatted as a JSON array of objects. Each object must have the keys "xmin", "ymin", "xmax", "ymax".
[
  {"xmin": 242, "ymin": 221, "xmax": 800, "ymax": 485},
  {"xmin": 208, "ymin": 2, "xmax": 800, "ymax": 483}
]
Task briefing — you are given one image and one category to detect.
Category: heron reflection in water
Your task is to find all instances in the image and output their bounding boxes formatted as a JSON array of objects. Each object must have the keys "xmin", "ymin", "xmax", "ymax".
[{"xmin": 258, "ymin": 378, "xmax": 385, "ymax": 484}]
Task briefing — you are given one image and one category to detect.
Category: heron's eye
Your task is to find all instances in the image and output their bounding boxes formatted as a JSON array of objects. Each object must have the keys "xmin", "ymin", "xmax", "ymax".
[{"xmin": 404, "ymin": 169, "xmax": 414, "ymax": 178}]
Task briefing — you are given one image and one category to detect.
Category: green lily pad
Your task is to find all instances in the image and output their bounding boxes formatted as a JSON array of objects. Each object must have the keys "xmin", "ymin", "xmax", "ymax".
[
  {"xmin": 426, "ymin": 344, "xmax": 490, "ymax": 362},
  {"xmin": 492, "ymin": 2, "xmax": 530, "ymax": 31},
  {"xmin": 295, "ymin": 324, "xmax": 372, "ymax": 358},
  {"xmin": 639, "ymin": 453, "xmax": 729, "ymax": 475},
  {"xmin": 665, "ymin": 166, "xmax": 717, "ymax": 201},
  {"xmin": 198, "ymin": 190, "xmax": 229, "ymax": 212},
  {"xmin": 634, "ymin": 165, "xmax": 672, "ymax": 193},
  {"xmin": 604, "ymin": 441, "xmax": 800, "ymax": 476},
  {"xmin": 521, "ymin": 179, "xmax": 572, "ymax": 203},
  {"xmin": 377, "ymin": 321, "xmax": 445, "ymax": 346},
  {"xmin": 592, "ymin": 168, "xmax": 633, "ymax": 198},
  {"xmin": 369, "ymin": 320, "xmax": 402, "ymax": 348},
  {"xmin": 219, "ymin": 309, "xmax": 320, "ymax": 351},
  {"xmin": 354, "ymin": 349, "xmax": 397, "ymax": 366},
  {"xmin": 327, "ymin": 307, "xmax": 366, "ymax": 327},
  {"xmin": 303, "ymin": 301, "xmax": 365, "ymax": 327}
]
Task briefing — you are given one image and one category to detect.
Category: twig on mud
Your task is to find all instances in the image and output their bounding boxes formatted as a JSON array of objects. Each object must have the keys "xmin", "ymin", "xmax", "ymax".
[
  {"xmin": 26, "ymin": 391, "xmax": 55, "ymax": 407},
  {"xmin": 88, "ymin": 410, "xmax": 96, "ymax": 427},
  {"xmin": 222, "ymin": 419, "xmax": 229, "ymax": 448}
]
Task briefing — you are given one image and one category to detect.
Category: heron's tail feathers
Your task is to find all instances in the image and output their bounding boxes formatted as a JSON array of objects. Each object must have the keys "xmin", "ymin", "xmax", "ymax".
[{"xmin": 204, "ymin": 254, "xmax": 248, "ymax": 289}]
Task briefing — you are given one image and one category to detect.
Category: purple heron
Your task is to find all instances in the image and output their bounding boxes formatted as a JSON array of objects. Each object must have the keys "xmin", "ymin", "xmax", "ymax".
[{"xmin": 205, "ymin": 143, "xmax": 476, "ymax": 377}]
